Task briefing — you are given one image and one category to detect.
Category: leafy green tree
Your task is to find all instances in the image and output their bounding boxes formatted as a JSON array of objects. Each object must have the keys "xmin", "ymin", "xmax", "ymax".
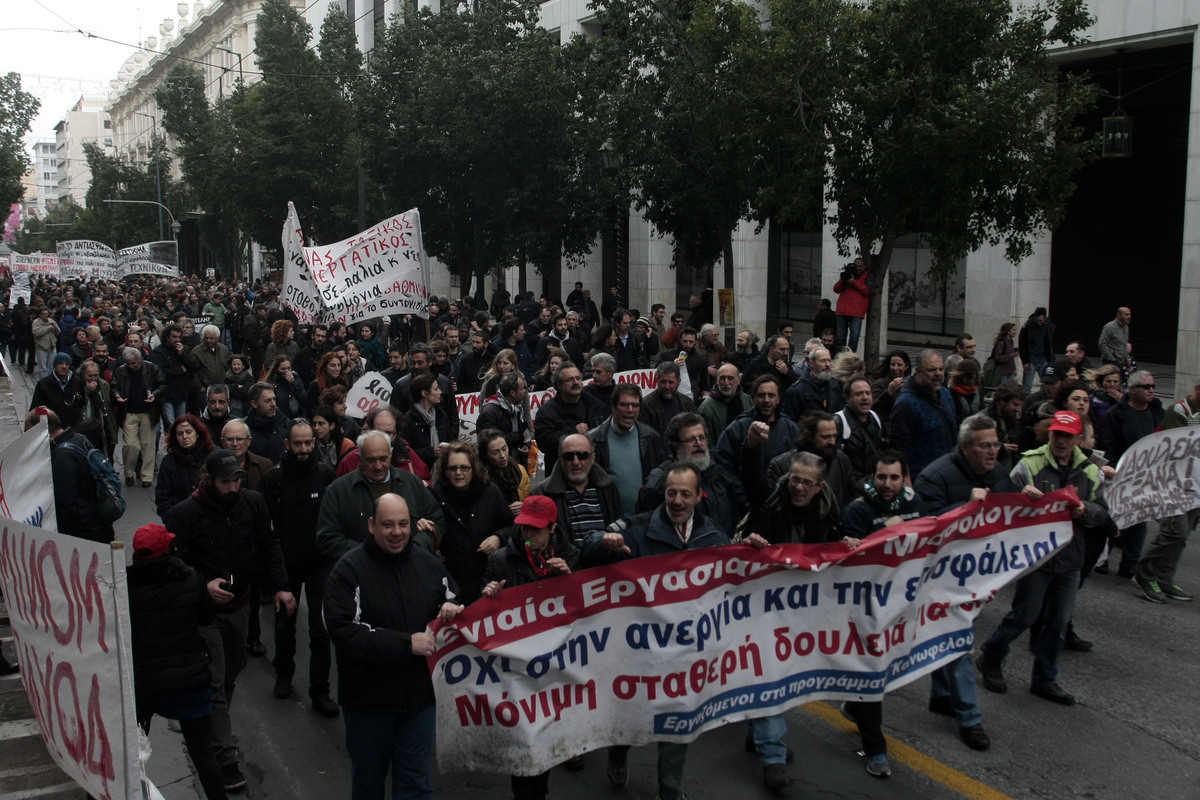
[
  {"xmin": 754, "ymin": 0, "xmax": 1100, "ymax": 360},
  {"xmin": 10, "ymin": 198, "xmax": 83, "ymax": 254},
  {"xmin": 362, "ymin": 0, "xmax": 609, "ymax": 301},
  {"xmin": 0, "ymin": 72, "xmax": 40, "ymax": 209}
]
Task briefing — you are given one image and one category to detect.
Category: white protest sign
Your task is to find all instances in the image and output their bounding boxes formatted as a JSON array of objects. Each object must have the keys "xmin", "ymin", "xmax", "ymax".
[
  {"xmin": 1107, "ymin": 426, "xmax": 1200, "ymax": 528},
  {"xmin": 57, "ymin": 240, "xmax": 118, "ymax": 281},
  {"xmin": 345, "ymin": 372, "xmax": 394, "ymax": 419},
  {"xmin": 9, "ymin": 286, "xmax": 31, "ymax": 304},
  {"xmin": 0, "ymin": 525, "xmax": 147, "ymax": 799},
  {"xmin": 0, "ymin": 422, "xmax": 57, "ymax": 530},
  {"xmin": 117, "ymin": 241, "xmax": 179, "ymax": 279},
  {"xmin": 11, "ymin": 251, "xmax": 40, "ymax": 276},
  {"xmin": 281, "ymin": 202, "xmax": 323, "ymax": 325},
  {"xmin": 429, "ymin": 492, "xmax": 1075, "ymax": 776},
  {"xmin": 304, "ymin": 210, "xmax": 430, "ymax": 325}
]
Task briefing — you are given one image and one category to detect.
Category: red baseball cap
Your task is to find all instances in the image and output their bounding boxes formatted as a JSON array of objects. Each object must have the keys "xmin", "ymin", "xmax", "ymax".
[
  {"xmin": 133, "ymin": 523, "xmax": 175, "ymax": 559},
  {"xmin": 1049, "ymin": 410, "xmax": 1083, "ymax": 436},
  {"xmin": 514, "ymin": 495, "xmax": 557, "ymax": 528}
]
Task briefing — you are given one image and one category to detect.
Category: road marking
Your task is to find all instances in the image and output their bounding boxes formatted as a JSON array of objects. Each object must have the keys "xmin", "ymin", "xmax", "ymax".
[{"xmin": 804, "ymin": 701, "xmax": 1016, "ymax": 800}]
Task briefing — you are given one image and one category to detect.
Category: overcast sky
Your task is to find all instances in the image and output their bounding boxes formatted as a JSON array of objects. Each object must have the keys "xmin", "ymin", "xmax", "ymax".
[{"xmin": 1, "ymin": 0, "xmax": 183, "ymax": 147}]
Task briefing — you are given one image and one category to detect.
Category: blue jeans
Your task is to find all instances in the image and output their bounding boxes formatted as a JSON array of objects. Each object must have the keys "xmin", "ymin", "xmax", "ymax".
[
  {"xmin": 929, "ymin": 653, "xmax": 983, "ymax": 728},
  {"xmin": 161, "ymin": 399, "xmax": 187, "ymax": 428},
  {"xmin": 982, "ymin": 569, "xmax": 1080, "ymax": 687},
  {"xmin": 344, "ymin": 705, "xmax": 435, "ymax": 800},
  {"xmin": 1023, "ymin": 355, "xmax": 1048, "ymax": 393},
  {"xmin": 835, "ymin": 316, "xmax": 862, "ymax": 353},
  {"xmin": 747, "ymin": 714, "xmax": 788, "ymax": 764},
  {"xmin": 36, "ymin": 347, "xmax": 56, "ymax": 381}
]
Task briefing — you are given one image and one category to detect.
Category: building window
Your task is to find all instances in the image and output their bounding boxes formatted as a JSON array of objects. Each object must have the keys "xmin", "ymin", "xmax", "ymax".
[
  {"xmin": 777, "ymin": 230, "xmax": 822, "ymax": 326},
  {"xmin": 104, "ymin": 119, "xmax": 111, "ymax": 129},
  {"xmin": 884, "ymin": 234, "xmax": 965, "ymax": 336}
]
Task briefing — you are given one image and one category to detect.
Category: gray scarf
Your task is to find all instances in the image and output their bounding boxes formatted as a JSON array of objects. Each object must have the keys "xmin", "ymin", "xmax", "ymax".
[{"xmin": 414, "ymin": 403, "xmax": 440, "ymax": 447}]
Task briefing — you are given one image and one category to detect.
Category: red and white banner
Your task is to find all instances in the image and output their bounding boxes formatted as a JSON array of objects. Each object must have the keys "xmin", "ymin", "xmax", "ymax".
[
  {"xmin": 0, "ymin": 423, "xmax": 57, "ymax": 531},
  {"xmin": 345, "ymin": 372, "xmax": 395, "ymax": 420},
  {"xmin": 1107, "ymin": 426, "xmax": 1200, "ymax": 529},
  {"xmin": 0, "ymin": 523, "xmax": 148, "ymax": 798},
  {"xmin": 281, "ymin": 202, "xmax": 323, "ymax": 326},
  {"xmin": 429, "ymin": 491, "xmax": 1075, "ymax": 776}
]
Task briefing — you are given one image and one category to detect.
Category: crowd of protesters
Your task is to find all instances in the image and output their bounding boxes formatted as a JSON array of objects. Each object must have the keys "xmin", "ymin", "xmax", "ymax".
[{"xmin": 2, "ymin": 269, "xmax": 1196, "ymax": 800}]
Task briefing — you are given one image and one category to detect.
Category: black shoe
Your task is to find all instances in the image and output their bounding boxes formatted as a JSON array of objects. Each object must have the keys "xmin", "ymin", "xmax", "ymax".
[
  {"xmin": 959, "ymin": 725, "xmax": 991, "ymax": 751},
  {"xmin": 1064, "ymin": 631, "xmax": 1093, "ymax": 652},
  {"xmin": 246, "ymin": 641, "xmax": 267, "ymax": 658},
  {"xmin": 141, "ymin": 481, "xmax": 151, "ymax": 488},
  {"xmin": 975, "ymin": 655, "xmax": 1007, "ymax": 693},
  {"xmin": 1093, "ymin": 562, "xmax": 1109, "ymax": 575},
  {"xmin": 1030, "ymin": 683, "xmax": 1075, "ymax": 705},
  {"xmin": 125, "ymin": 476, "xmax": 134, "ymax": 487},
  {"xmin": 1028, "ymin": 633, "xmax": 1039, "ymax": 653},
  {"xmin": 606, "ymin": 750, "xmax": 628, "ymax": 789},
  {"xmin": 563, "ymin": 755, "xmax": 585, "ymax": 772},
  {"xmin": 0, "ymin": 657, "xmax": 18, "ymax": 676},
  {"xmin": 928, "ymin": 696, "xmax": 955, "ymax": 717},
  {"xmin": 742, "ymin": 734, "xmax": 794, "ymax": 763},
  {"xmin": 313, "ymin": 694, "xmax": 340, "ymax": 718},
  {"xmin": 222, "ymin": 763, "xmax": 247, "ymax": 792},
  {"xmin": 1118, "ymin": 568, "xmax": 1135, "ymax": 579},
  {"xmin": 763, "ymin": 762, "xmax": 794, "ymax": 791},
  {"xmin": 273, "ymin": 677, "xmax": 292, "ymax": 699}
]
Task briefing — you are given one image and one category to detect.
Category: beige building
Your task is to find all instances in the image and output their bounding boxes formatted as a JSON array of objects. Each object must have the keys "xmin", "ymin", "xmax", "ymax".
[{"xmin": 52, "ymin": 96, "xmax": 113, "ymax": 208}]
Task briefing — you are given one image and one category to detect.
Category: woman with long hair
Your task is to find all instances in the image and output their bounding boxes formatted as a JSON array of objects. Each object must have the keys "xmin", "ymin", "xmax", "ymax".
[
  {"xmin": 478, "ymin": 428, "xmax": 531, "ymax": 514},
  {"xmin": 356, "ymin": 322, "xmax": 387, "ymax": 371},
  {"xmin": 988, "ymin": 322, "xmax": 1018, "ymax": 388},
  {"xmin": 871, "ymin": 349, "xmax": 911, "ymax": 424},
  {"xmin": 343, "ymin": 341, "xmax": 367, "ymax": 384},
  {"xmin": 1085, "ymin": 364, "xmax": 1123, "ymax": 421},
  {"xmin": 586, "ymin": 324, "xmax": 617, "ymax": 369},
  {"xmin": 532, "ymin": 346, "xmax": 569, "ymax": 392},
  {"xmin": 155, "ymin": 414, "xmax": 214, "ymax": 521},
  {"xmin": 402, "ymin": 373, "xmax": 453, "ymax": 465},
  {"xmin": 263, "ymin": 319, "xmax": 298, "ymax": 370},
  {"xmin": 308, "ymin": 352, "xmax": 349, "ymax": 414},
  {"xmin": 479, "ymin": 348, "xmax": 519, "ymax": 402},
  {"xmin": 265, "ymin": 357, "xmax": 308, "ymax": 418},
  {"xmin": 430, "ymin": 442, "xmax": 515, "ymax": 605},
  {"xmin": 311, "ymin": 403, "xmax": 356, "ymax": 470},
  {"xmin": 224, "ymin": 354, "xmax": 254, "ymax": 417}
]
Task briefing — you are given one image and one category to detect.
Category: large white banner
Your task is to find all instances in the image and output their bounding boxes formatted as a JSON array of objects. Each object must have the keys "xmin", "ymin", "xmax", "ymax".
[
  {"xmin": 0, "ymin": 523, "xmax": 148, "ymax": 799},
  {"xmin": 298, "ymin": 209, "xmax": 431, "ymax": 324},
  {"xmin": 0, "ymin": 422, "xmax": 57, "ymax": 531},
  {"xmin": 116, "ymin": 241, "xmax": 179, "ymax": 279},
  {"xmin": 281, "ymin": 202, "xmax": 323, "ymax": 326},
  {"xmin": 57, "ymin": 240, "xmax": 117, "ymax": 281},
  {"xmin": 1108, "ymin": 426, "xmax": 1200, "ymax": 529},
  {"xmin": 345, "ymin": 372, "xmax": 394, "ymax": 419},
  {"xmin": 10, "ymin": 252, "xmax": 58, "ymax": 280},
  {"xmin": 429, "ymin": 491, "xmax": 1075, "ymax": 776}
]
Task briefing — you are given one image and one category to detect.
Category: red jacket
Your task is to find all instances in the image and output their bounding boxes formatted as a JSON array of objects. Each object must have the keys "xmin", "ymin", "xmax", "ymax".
[{"xmin": 833, "ymin": 272, "xmax": 869, "ymax": 318}]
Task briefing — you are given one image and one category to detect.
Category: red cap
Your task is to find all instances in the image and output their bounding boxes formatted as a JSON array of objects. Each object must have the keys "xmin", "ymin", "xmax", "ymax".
[
  {"xmin": 133, "ymin": 523, "xmax": 175, "ymax": 559},
  {"xmin": 1049, "ymin": 410, "xmax": 1083, "ymax": 436},
  {"xmin": 514, "ymin": 495, "xmax": 557, "ymax": 528}
]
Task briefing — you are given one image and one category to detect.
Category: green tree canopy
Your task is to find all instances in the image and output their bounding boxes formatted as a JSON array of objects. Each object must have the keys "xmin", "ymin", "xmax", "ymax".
[{"xmin": 0, "ymin": 72, "xmax": 40, "ymax": 209}]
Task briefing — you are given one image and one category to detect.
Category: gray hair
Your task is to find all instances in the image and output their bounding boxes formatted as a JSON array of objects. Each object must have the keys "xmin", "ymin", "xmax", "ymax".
[
  {"xmin": 202, "ymin": 324, "xmax": 220, "ymax": 337},
  {"xmin": 357, "ymin": 429, "xmax": 393, "ymax": 452},
  {"xmin": 915, "ymin": 348, "xmax": 943, "ymax": 369},
  {"xmin": 590, "ymin": 352, "xmax": 617, "ymax": 373},
  {"xmin": 655, "ymin": 361, "xmax": 681, "ymax": 380},
  {"xmin": 1127, "ymin": 370, "xmax": 1154, "ymax": 389},
  {"xmin": 122, "ymin": 347, "xmax": 141, "ymax": 363},
  {"xmin": 207, "ymin": 383, "xmax": 229, "ymax": 400},
  {"xmin": 957, "ymin": 413, "xmax": 998, "ymax": 447},
  {"xmin": 789, "ymin": 451, "xmax": 827, "ymax": 481}
]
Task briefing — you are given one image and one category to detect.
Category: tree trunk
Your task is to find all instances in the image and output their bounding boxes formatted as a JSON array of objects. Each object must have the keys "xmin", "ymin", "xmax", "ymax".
[{"xmin": 860, "ymin": 234, "xmax": 896, "ymax": 368}]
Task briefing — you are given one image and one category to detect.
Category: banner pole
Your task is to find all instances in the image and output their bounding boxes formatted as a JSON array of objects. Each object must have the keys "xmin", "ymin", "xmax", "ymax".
[{"xmin": 108, "ymin": 540, "xmax": 143, "ymax": 800}]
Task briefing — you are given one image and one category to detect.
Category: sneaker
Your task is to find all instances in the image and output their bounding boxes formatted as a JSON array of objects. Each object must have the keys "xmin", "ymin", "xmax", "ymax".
[
  {"xmin": 865, "ymin": 754, "xmax": 891, "ymax": 777},
  {"xmin": 313, "ymin": 694, "xmax": 340, "ymax": 718},
  {"xmin": 1132, "ymin": 575, "xmax": 1167, "ymax": 604},
  {"xmin": 606, "ymin": 750, "xmax": 628, "ymax": 789},
  {"xmin": 221, "ymin": 763, "xmax": 247, "ymax": 792},
  {"xmin": 959, "ymin": 724, "xmax": 991, "ymax": 751},
  {"xmin": 975, "ymin": 655, "xmax": 1007, "ymax": 693},
  {"xmin": 273, "ymin": 677, "xmax": 292, "ymax": 699},
  {"xmin": 762, "ymin": 762, "xmax": 794, "ymax": 791},
  {"xmin": 1161, "ymin": 583, "xmax": 1193, "ymax": 601}
]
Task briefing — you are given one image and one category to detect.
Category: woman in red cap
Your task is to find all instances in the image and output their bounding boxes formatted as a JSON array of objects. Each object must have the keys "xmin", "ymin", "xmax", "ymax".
[
  {"xmin": 481, "ymin": 494, "xmax": 580, "ymax": 799},
  {"xmin": 128, "ymin": 523, "xmax": 226, "ymax": 799}
]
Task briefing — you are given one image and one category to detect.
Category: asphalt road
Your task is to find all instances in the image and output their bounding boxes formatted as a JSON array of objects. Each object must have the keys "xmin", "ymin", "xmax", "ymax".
[{"xmin": 6, "ymin": 364, "xmax": 1198, "ymax": 800}]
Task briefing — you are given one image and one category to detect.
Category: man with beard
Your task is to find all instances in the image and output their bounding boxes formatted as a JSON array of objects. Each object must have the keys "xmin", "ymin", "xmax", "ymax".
[
  {"xmin": 316, "ymin": 430, "xmax": 444, "ymax": 564},
  {"xmin": 151, "ymin": 323, "xmax": 199, "ymax": 427},
  {"xmin": 582, "ymin": 463, "xmax": 732, "ymax": 797},
  {"xmin": 890, "ymin": 349, "xmax": 957, "ymax": 478},
  {"xmin": 612, "ymin": 308, "xmax": 644, "ymax": 372},
  {"xmin": 379, "ymin": 342, "xmax": 408, "ymax": 385},
  {"xmin": 388, "ymin": 344, "xmax": 458, "ymax": 434},
  {"xmin": 639, "ymin": 362, "xmax": 696, "ymax": 436},
  {"xmin": 525, "ymin": 305, "xmax": 554, "ymax": 351},
  {"xmin": 636, "ymin": 316, "xmax": 660, "ymax": 361},
  {"xmin": 658, "ymin": 327, "xmax": 709, "ymax": 402},
  {"xmin": 243, "ymin": 383, "xmax": 290, "ymax": 464},
  {"xmin": 944, "ymin": 334, "xmax": 980, "ymax": 374},
  {"xmin": 698, "ymin": 362, "xmax": 753, "ymax": 446},
  {"xmin": 715, "ymin": 375, "xmax": 800, "ymax": 500},
  {"xmin": 30, "ymin": 352, "xmax": 86, "ymax": 429},
  {"xmin": 833, "ymin": 375, "xmax": 886, "ymax": 477},
  {"xmin": 982, "ymin": 381, "xmax": 1025, "ymax": 472},
  {"xmin": 534, "ymin": 312, "xmax": 585, "ymax": 370},
  {"xmin": 167, "ymin": 448, "xmax": 295, "ymax": 792},
  {"xmin": 587, "ymin": 385, "xmax": 666, "ymax": 516},
  {"xmin": 728, "ymin": 329, "xmax": 759, "ymax": 374},
  {"xmin": 768, "ymin": 411, "xmax": 856, "ymax": 509},
  {"xmin": 454, "ymin": 330, "xmax": 493, "ymax": 396},
  {"xmin": 92, "ymin": 340, "xmax": 117, "ymax": 383},
  {"xmin": 741, "ymin": 335, "xmax": 796, "ymax": 394},
  {"xmin": 476, "ymin": 373, "xmax": 530, "ymax": 458},
  {"xmin": 583, "ymin": 353, "xmax": 618, "ymax": 408},
  {"xmin": 292, "ymin": 323, "xmax": 328, "ymax": 386},
  {"xmin": 533, "ymin": 364, "xmax": 606, "ymax": 474},
  {"xmin": 782, "ymin": 346, "xmax": 843, "ymax": 420},
  {"xmin": 200, "ymin": 384, "xmax": 233, "ymax": 444},
  {"xmin": 638, "ymin": 411, "xmax": 746, "ymax": 532},
  {"xmin": 261, "ymin": 421, "xmax": 339, "ymax": 716},
  {"xmin": 532, "ymin": 433, "xmax": 622, "ymax": 547}
]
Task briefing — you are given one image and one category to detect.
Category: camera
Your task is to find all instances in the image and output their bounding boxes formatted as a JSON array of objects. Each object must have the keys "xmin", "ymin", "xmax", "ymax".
[{"xmin": 840, "ymin": 263, "xmax": 858, "ymax": 283}]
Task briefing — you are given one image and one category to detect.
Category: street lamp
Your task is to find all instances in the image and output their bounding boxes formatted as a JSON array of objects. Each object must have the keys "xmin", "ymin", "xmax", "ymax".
[
  {"xmin": 136, "ymin": 111, "xmax": 164, "ymax": 239},
  {"xmin": 103, "ymin": 198, "xmax": 180, "ymax": 239}
]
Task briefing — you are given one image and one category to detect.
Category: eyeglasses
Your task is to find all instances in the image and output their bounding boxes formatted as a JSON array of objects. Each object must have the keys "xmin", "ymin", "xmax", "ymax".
[
  {"xmin": 560, "ymin": 451, "xmax": 592, "ymax": 462},
  {"xmin": 973, "ymin": 442, "xmax": 1002, "ymax": 451},
  {"xmin": 446, "ymin": 465, "xmax": 472, "ymax": 472},
  {"xmin": 788, "ymin": 478, "xmax": 821, "ymax": 489},
  {"xmin": 1134, "ymin": 384, "xmax": 1155, "ymax": 390},
  {"xmin": 678, "ymin": 435, "xmax": 707, "ymax": 445},
  {"xmin": 223, "ymin": 436, "xmax": 249, "ymax": 444},
  {"xmin": 616, "ymin": 401, "xmax": 640, "ymax": 409}
]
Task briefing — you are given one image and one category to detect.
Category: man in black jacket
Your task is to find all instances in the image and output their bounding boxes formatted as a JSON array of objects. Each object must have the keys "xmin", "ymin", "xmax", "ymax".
[
  {"xmin": 533, "ymin": 364, "xmax": 606, "ymax": 474},
  {"xmin": 26, "ymin": 407, "xmax": 112, "ymax": 543},
  {"xmin": 324, "ymin": 493, "xmax": 463, "ymax": 800},
  {"xmin": 244, "ymin": 382, "xmax": 290, "ymax": 465},
  {"xmin": 30, "ymin": 352, "xmax": 87, "ymax": 429},
  {"xmin": 261, "ymin": 421, "xmax": 338, "ymax": 715},
  {"xmin": 112, "ymin": 347, "xmax": 166, "ymax": 488},
  {"xmin": 476, "ymin": 373, "xmax": 529, "ymax": 456},
  {"xmin": 151, "ymin": 323, "xmax": 200, "ymax": 427},
  {"xmin": 532, "ymin": 433, "xmax": 623, "ymax": 547},
  {"xmin": 167, "ymin": 449, "xmax": 294, "ymax": 792}
]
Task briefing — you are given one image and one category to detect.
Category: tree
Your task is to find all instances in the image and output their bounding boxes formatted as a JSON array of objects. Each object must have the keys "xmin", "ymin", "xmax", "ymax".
[
  {"xmin": 586, "ymin": 0, "xmax": 770, "ymax": 294},
  {"xmin": 361, "ymin": 0, "xmax": 609, "ymax": 302},
  {"xmin": 0, "ymin": 72, "xmax": 40, "ymax": 209},
  {"xmin": 753, "ymin": 0, "xmax": 1100, "ymax": 362}
]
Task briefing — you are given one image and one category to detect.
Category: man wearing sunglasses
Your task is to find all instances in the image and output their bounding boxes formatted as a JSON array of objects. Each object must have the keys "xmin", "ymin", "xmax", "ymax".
[{"xmin": 530, "ymin": 433, "xmax": 622, "ymax": 548}]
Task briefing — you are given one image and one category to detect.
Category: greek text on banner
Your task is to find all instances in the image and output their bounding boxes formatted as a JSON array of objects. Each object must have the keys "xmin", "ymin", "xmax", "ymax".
[
  {"xmin": 1107, "ymin": 426, "xmax": 1200, "ymax": 529},
  {"xmin": 428, "ymin": 491, "xmax": 1075, "ymax": 776}
]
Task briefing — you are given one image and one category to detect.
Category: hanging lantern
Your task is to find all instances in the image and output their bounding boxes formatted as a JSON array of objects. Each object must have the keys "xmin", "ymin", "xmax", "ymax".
[{"xmin": 1102, "ymin": 112, "xmax": 1133, "ymax": 157}]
